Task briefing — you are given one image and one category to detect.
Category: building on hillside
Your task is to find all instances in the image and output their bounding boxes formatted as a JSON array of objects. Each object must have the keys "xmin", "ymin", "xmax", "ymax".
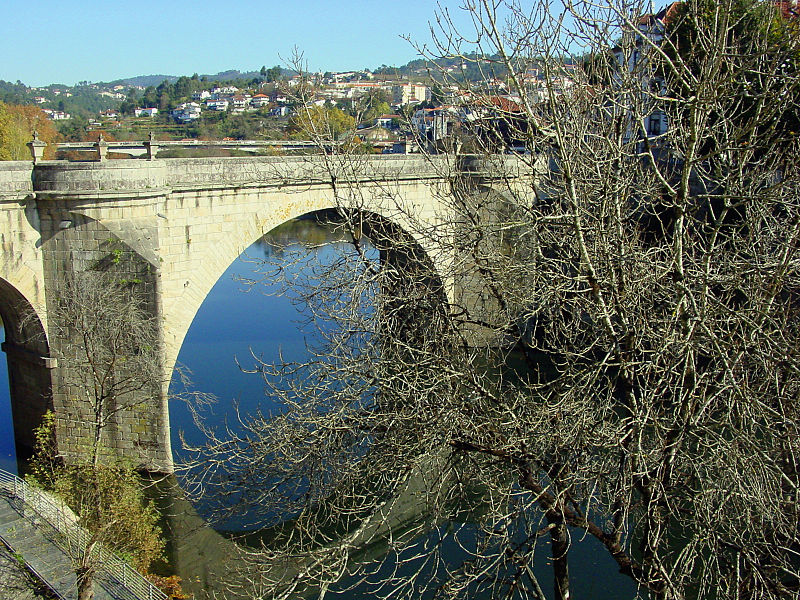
[
  {"xmin": 270, "ymin": 91, "xmax": 289, "ymax": 104},
  {"xmin": 42, "ymin": 109, "xmax": 71, "ymax": 120},
  {"xmin": 376, "ymin": 114, "xmax": 401, "ymax": 129},
  {"xmin": 171, "ymin": 102, "xmax": 202, "ymax": 123},
  {"xmin": 393, "ymin": 83, "xmax": 430, "ymax": 106},
  {"xmin": 134, "ymin": 107, "xmax": 159, "ymax": 117},
  {"xmin": 212, "ymin": 86, "xmax": 239, "ymax": 95},
  {"xmin": 412, "ymin": 105, "xmax": 460, "ymax": 146},
  {"xmin": 206, "ymin": 99, "xmax": 229, "ymax": 111},
  {"xmin": 251, "ymin": 94, "xmax": 270, "ymax": 108},
  {"xmin": 231, "ymin": 94, "xmax": 252, "ymax": 112}
]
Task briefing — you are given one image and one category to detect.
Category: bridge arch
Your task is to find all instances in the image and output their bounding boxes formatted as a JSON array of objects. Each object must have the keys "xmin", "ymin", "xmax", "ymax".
[
  {"xmin": 165, "ymin": 205, "xmax": 452, "ymax": 465},
  {"xmin": 159, "ymin": 185, "xmax": 453, "ymax": 381},
  {"xmin": 0, "ymin": 277, "xmax": 53, "ymax": 461}
]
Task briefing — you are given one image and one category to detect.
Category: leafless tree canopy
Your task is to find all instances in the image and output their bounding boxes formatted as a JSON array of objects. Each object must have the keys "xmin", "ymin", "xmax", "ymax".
[{"xmin": 183, "ymin": 1, "xmax": 800, "ymax": 599}]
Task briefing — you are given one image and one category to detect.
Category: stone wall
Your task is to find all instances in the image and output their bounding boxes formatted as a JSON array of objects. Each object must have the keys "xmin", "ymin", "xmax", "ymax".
[{"xmin": 36, "ymin": 194, "xmax": 171, "ymax": 472}]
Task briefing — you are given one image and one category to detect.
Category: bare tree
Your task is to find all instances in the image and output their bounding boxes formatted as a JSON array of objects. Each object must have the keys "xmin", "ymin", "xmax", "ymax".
[
  {"xmin": 23, "ymin": 267, "xmax": 167, "ymax": 599},
  {"xmin": 183, "ymin": 1, "xmax": 800, "ymax": 599},
  {"xmin": 38, "ymin": 269, "xmax": 163, "ymax": 467}
]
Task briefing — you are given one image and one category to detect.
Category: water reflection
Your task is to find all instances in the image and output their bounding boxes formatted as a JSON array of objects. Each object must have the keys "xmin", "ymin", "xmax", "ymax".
[
  {"xmin": 166, "ymin": 214, "xmax": 638, "ymax": 600},
  {"xmin": 170, "ymin": 213, "xmax": 361, "ymax": 454}
]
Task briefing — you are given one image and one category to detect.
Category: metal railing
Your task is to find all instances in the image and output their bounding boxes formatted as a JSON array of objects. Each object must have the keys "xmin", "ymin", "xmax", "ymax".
[
  {"xmin": 50, "ymin": 137, "xmax": 400, "ymax": 161},
  {"xmin": 53, "ymin": 137, "xmax": 353, "ymax": 160},
  {"xmin": 0, "ymin": 469, "xmax": 167, "ymax": 600}
]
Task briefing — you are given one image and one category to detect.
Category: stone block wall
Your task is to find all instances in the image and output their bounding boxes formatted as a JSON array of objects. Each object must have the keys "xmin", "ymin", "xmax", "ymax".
[{"xmin": 37, "ymin": 196, "xmax": 171, "ymax": 472}]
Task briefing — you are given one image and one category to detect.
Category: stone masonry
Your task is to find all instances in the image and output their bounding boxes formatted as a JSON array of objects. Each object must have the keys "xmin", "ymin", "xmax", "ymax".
[{"xmin": 0, "ymin": 154, "xmax": 533, "ymax": 472}]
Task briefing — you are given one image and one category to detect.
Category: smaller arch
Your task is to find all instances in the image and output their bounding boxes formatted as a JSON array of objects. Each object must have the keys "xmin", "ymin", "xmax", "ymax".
[{"xmin": 0, "ymin": 277, "xmax": 53, "ymax": 463}]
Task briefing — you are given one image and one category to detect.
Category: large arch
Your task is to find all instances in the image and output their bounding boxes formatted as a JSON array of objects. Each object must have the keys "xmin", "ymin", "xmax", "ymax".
[
  {"xmin": 159, "ymin": 182, "xmax": 454, "ymax": 382},
  {"xmin": 0, "ymin": 277, "xmax": 53, "ymax": 461},
  {"xmin": 162, "ymin": 199, "xmax": 452, "ymax": 462}
]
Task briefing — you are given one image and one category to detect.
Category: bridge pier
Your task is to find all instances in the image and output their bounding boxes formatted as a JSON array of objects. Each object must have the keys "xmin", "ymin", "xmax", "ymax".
[{"xmin": 35, "ymin": 192, "xmax": 172, "ymax": 472}]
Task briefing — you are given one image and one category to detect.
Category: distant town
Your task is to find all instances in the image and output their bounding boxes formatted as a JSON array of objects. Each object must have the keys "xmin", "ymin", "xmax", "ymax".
[{"xmin": 0, "ymin": 55, "xmax": 576, "ymax": 156}]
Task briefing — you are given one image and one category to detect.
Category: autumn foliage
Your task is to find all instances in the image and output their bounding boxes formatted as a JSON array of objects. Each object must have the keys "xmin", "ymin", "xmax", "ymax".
[{"xmin": 0, "ymin": 101, "xmax": 57, "ymax": 160}]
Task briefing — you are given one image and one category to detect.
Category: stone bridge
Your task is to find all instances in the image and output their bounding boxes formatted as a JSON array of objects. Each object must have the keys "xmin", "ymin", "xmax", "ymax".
[{"xmin": 0, "ymin": 154, "xmax": 533, "ymax": 472}]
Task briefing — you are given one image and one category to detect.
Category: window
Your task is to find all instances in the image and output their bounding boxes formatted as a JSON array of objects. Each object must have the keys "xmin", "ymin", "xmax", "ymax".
[{"xmin": 649, "ymin": 114, "xmax": 662, "ymax": 136}]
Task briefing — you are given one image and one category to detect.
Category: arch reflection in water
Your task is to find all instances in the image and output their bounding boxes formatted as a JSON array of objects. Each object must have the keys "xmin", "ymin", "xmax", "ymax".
[
  {"xmin": 165, "ymin": 215, "xmax": 637, "ymax": 600},
  {"xmin": 169, "ymin": 213, "xmax": 377, "ymax": 510},
  {"xmin": 166, "ymin": 213, "xmax": 382, "ymax": 598}
]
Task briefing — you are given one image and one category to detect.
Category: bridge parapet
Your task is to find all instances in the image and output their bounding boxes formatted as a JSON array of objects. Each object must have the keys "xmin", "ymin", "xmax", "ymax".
[
  {"xmin": 32, "ymin": 160, "xmax": 168, "ymax": 197},
  {"xmin": 0, "ymin": 153, "xmax": 532, "ymax": 200},
  {"xmin": 0, "ymin": 162, "xmax": 33, "ymax": 197},
  {"xmin": 163, "ymin": 155, "xmax": 450, "ymax": 190}
]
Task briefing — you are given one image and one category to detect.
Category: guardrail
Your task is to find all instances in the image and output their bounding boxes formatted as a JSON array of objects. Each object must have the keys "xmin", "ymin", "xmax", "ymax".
[
  {"xmin": 0, "ymin": 469, "xmax": 167, "ymax": 600},
  {"xmin": 52, "ymin": 136, "xmax": 354, "ymax": 160},
  {"xmin": 48, "ymin": 137, "xmax": 399, "ymax": 161}
]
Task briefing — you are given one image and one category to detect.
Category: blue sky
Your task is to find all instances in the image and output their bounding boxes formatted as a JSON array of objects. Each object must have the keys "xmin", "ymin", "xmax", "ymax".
[{"xmin": 1, "ymin": 0, "xmax": 475, "ymax": 87}]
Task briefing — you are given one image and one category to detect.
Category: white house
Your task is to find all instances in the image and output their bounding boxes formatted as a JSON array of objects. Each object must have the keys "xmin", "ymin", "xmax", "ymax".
[
  {"xmin": 392, "ymin": 83, "xmax": 431, "ymax": 106},
  {"xmin": 206, "ymin": 99, "xmax": 229, "ymax": 111},
  {"xmin": 231, "ymin": 95, "xmax": 252, "ymax": 112},
  {"xmin": 376, "ymin": 114, "xmax": 400, "ymax": 129},
  {"xmin": 613, "ymin": 3, "xmax": 679, "ymax": 143},
  {"xmin": 42, "ymin": 109, "xmax": 71, "ymax": 120},
  {"xmin": 171, "ymin": 102, "xmax": 202, "ymax": 123},
  {"xmin": 250, "ymin": 94, "xmax": 270, "ymax": 108},
  {"xmin": 134, "ymin": 107, "xmax": 159, "ymax": 117},
  {"xmin": 212, "ymin": 86, "xmax": 239, "ymax": 95}
]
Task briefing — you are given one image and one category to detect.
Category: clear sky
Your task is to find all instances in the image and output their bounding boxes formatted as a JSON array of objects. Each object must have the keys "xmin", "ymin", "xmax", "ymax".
[{"xmin": 0, "ymin": 0, "xmax": 475, "ymax": 87}]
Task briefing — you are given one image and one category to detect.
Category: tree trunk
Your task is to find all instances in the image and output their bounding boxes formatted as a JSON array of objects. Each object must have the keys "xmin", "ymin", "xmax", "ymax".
[
  {"xmin": 76, "ymin": 565, "xmax": 95, "ymax": 600},
  {"xmin": 549, "ymin": 521, "xmax": 570, "ymax": 600}
]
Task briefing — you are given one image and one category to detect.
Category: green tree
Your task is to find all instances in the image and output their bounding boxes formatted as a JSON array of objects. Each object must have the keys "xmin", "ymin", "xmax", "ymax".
[
  {"xmin": 141, "ymin": 86, "xmax": 157, "ymax": 108},
  {"xmin": 288, "ymin": 105, "xmax": 356, "ymax": 140}
]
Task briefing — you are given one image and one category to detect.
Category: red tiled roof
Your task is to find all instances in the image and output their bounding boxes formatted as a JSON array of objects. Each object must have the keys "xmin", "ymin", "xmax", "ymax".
[{"xmin": 480, "ymin": 96, "xmax": 523, "ymax": 113}]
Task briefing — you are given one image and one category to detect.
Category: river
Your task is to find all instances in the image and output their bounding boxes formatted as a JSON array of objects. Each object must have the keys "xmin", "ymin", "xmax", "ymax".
[{"xmin": 0, "ymin": 215, "xmax": 638, "ymax": 599}]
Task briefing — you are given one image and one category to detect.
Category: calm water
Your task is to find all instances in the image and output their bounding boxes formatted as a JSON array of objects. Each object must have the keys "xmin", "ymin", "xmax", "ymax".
[
  {"xmin": 0, "ymin": 325, "xmax": 16, "ymax": 474},
  {"xmin": 168, "ymin": 217, "xmax": 361, "ymax": 453},
  {"xmin": 0, "ymin": 216, "xmax": 638, "ymax": 599}
]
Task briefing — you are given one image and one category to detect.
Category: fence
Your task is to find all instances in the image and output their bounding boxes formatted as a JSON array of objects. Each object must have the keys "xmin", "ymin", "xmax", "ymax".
[{"xmin": 0, "ymin": 469, "xmax": 167, "ymax": 600}]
